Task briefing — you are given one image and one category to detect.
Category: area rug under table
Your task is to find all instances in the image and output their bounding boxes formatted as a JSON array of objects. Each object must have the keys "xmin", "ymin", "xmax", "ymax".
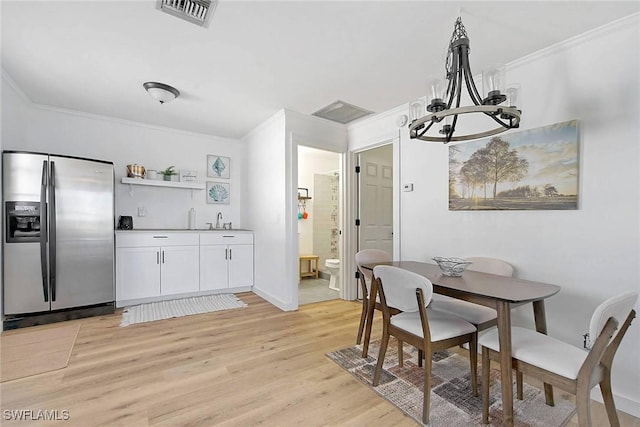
[
  {"xmin": 120, "ymin": 294, "xmax": 248, "ymax": 326},
  {"xmin": 327, "ymin": 339, "xmax": 575, "ymax": 427}
]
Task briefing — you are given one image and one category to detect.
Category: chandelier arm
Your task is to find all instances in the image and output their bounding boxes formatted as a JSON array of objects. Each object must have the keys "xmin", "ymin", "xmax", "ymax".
[
  {"xmin": 447, "ymin": 63, "xmax": 465, "ymax": 141},
  {"xmin": 482, "ymin": 111, "xmax": 519, "ymax": 130},
  {"xmin": 445, "ymin": 50, "xmax": 460, "ymax": 110},
  {"xmin": 415, "ymin": 120, "xmax": 436, "ymax": 139},
  {"xmin": 460, "ymin": 47, "xmax": 484, "ymax": 106}
]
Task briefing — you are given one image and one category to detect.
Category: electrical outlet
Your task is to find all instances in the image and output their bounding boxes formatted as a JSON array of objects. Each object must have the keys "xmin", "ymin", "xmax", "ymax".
[{"xmin": 137, "ymin": 206, "xmax": 146, "ymax": 217}]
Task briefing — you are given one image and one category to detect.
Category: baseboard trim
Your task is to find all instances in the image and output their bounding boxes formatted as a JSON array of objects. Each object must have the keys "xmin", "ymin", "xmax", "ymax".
[
  {"xmin": 252, "ymin": 287, "xmax": 296, "ymax": 311},
  {"xmin": 591, "ymin": 386, "xmax": 640, "ymax": 418}
]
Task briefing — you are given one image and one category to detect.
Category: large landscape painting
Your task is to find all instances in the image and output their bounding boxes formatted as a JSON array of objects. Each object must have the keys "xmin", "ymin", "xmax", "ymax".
[{"xmin": 449, "ymin": 120, "xmax": 579, "ymax": 210}]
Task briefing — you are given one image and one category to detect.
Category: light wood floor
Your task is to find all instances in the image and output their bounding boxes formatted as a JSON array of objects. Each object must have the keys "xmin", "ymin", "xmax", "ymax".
[{"xmin": 1, "ymin": 293, "xmax": 638, "ymax": 426}]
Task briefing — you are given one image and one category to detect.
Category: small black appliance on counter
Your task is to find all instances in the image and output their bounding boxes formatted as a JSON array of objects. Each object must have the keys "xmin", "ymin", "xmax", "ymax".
[{"xmin": 118, "ymin": 216, "xmax": 133, "ymax": 230}]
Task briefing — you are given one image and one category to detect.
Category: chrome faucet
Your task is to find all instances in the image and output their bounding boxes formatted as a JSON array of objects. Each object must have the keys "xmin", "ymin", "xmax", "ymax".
[{"xmin": 215, "ymin": 212, "xmax": 223, "ymax": 229}]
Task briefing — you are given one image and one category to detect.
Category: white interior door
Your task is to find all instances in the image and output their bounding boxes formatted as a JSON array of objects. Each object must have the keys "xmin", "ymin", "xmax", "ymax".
[{"xmin": 358, "ymin": 144, "xmax": 393, "ymax": 256}]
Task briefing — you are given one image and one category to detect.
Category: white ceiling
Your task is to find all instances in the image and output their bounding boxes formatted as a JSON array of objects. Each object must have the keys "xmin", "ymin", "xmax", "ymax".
[{"xmin": 2, "ymin": 1, "xmax": 638, "ymax": 139}]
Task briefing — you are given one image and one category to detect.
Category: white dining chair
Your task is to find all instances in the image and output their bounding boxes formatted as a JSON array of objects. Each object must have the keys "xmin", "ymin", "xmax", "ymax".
[
  {"xmin": 429, "ymin": 256, "xmax": 514, "ymax": 396},
  {"xmin": 479, "ymin": 291, "xmax": 638, "ymax": 426},
  {"xmin": 371, "ymin": 265, "xmax": 477, "ymax": 425},
  {"xmin": 355, "ymin": 249, "xmax": 391, "ymax": 346}
]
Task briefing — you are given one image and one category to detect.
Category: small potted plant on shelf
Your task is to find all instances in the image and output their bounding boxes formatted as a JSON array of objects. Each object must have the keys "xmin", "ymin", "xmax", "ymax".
[{"xmin": 159, "ymin": 166, "xmax": 178, "ymax": 181}]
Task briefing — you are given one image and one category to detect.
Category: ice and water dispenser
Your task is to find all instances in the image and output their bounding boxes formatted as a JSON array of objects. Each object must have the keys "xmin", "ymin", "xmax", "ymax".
[{"xmin": 5, "ymin": 201, "xmax": 41, "ymax": 243}]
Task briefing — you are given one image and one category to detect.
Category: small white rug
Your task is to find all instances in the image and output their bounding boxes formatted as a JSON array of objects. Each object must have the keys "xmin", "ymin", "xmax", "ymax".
[{"xmin": 120, "ymin": 294, "xmax": 248, "ymax": 327}]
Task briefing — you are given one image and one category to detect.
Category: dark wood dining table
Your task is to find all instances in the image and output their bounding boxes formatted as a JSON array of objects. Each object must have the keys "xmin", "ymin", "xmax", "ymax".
[{"xmin": 361, "ymin": 261, "xmax": 561, "ymax": 427}]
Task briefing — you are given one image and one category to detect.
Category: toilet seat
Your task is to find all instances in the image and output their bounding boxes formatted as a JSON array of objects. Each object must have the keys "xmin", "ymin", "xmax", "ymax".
[{"xmin": 326, "ymin": 259, "xmax": 340, "ymax": 268}]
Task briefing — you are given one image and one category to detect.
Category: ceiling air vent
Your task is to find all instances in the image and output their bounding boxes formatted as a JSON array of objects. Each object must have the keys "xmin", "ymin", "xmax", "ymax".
[
  {"xmin": 157, "ymin": 0, "xmax": 216, "ymax": 28},
  {"xmin": 312, "ymin": 100, "xmax": 374, "ymax": 124}
]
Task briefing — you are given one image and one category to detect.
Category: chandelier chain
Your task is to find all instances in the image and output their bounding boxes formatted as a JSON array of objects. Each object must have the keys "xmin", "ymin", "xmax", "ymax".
[{"xmin": 445, "ymin": 17, "xmax": 468, "ymax": 80}]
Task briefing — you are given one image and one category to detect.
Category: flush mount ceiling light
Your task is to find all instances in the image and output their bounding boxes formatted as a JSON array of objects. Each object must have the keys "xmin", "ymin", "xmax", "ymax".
[
  {"xmin": 143, "ymin": 82, "xmax": 180, "ymax": 104},
  {"xmin": 409, "ymin": 16, "xmax": 521, "ymax": 144}
]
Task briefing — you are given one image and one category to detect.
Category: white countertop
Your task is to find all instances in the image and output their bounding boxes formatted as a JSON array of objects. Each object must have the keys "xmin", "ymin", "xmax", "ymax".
[{"xmin": 116, "ymin": 229, "xmax": 253, "ymax": 233}]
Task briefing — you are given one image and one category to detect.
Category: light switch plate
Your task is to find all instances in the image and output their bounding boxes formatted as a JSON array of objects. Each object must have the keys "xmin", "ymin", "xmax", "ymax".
[{"xmin": 137, "ymin": 206, "xmax": 146, "ymax": 217}]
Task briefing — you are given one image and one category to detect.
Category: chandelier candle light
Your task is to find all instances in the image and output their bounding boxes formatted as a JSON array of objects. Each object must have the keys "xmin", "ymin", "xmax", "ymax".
[{"xmin": 409, "ymin": 17, "xmax": 521, "ymax": 144}]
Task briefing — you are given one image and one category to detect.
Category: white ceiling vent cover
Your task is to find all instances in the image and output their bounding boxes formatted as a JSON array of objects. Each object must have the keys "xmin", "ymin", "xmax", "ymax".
[
  {"xmin": 312, "ymin": 100, "xmax": 374, "ymax": 124},
  {"xmin": 157, "ymin": 0, "xmax": 216, "ymax": 28}
]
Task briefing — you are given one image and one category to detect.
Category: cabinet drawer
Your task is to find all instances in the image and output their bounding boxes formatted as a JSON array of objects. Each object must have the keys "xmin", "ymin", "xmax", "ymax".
[
  {"xmin": 199, "ymin": 232, "xmax": 253, "ymax": 245},
  {"xmin": 117, "ymin": 232, "xmax": 199, "ymax": 248}
]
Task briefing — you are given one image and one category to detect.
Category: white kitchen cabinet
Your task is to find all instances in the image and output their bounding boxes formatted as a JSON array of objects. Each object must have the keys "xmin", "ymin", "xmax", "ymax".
[
  {"xmin": 116, "ymin": 246, "xmax": 162, "ymax": 301},
  {"xmin": 160, "ymin": 245, "xmax": 200, "ymax": 296},
  {"xmin": 200, "ymin": 232, "xmax": 254, "ymax": 291},
  {"xmin": 116, "ymin": 232, "xmax": 199, "ymax": 305}
]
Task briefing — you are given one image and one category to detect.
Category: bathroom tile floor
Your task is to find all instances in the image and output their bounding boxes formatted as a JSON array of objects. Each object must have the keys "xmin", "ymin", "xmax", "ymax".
[{"xmin": 298, "ymin": 278, "xmax": 339, "ymax": 305}]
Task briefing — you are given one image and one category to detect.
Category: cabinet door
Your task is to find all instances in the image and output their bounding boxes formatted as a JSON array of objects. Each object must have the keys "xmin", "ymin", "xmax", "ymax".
[
  {"xmin": 161, "ymin": 245, "xmax": 199, "ymax": 295},
  {"xmin": 199, "ymin": 245, "xmax": 229, "ymax": 291},
  {"xmin": 116, "ymin": 247, "xmax": 161, "ymax": 301},
  {"xmin": 228, "ymin": 244, "xmax": 254, "ymax": 288}
]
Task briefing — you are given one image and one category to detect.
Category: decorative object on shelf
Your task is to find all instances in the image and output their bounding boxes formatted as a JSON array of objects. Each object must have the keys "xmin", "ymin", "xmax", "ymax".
[
  {"xmin": 409, "ymin": 14, "xmax": 521, "ymax": 144},
  {"xmin": 449, "ymin": 120, "xmax": 579, "ymax": 211},
  {"xmin": 146, "ymin": 169, "xmax": 158, "ymax": 180},
  {"xmin": 180, "ymin": 169, "xmax": 198, "ymax": 183},
  {"xmin": 206, "ymin": 181, "xmax": 230, "ymax": 204},
  {"xmin": 207, "ymin": 155, "xmax": 230, "ymax": 179},
  {"xmin": 188, "ymin": 208, "xmax": 197, "ymax": 230},
  {"xmin": 297, "ymin": 188, "xmax": 311, "ymax": 220},
  {"xmin": 432, "ymin": 257, "xmax": 472, "ymax": 277},
  {"xmin": 143, "ymin": 82, "xmax": 180, "ymax": 104},
  {"xmin": 126, "ymin": 164, "xmax": 146, "ymax": 178},
  {"xmin": 159, "ymin": 166, "xmax": 178, "ymax": 181}
]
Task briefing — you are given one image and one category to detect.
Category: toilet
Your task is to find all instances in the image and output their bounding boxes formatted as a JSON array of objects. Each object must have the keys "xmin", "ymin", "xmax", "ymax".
[{"xmin": 325, "ymin": 259, "xmax": 340, "ymax": 291}]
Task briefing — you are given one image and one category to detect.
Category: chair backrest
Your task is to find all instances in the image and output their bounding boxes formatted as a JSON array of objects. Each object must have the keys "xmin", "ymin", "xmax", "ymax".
[
  {"xmin": 356, "ymin": 249, "xmax": 391, "ymax": 282},
  {"xmin": 373, "ymin": 265, "xmax": 433, "ymax": 312},
  {"xmin": 465, "ymin": 257, "xmax": 514, "ymax": 277},
  {"xmin": 589, "ymin": 291, "xmax": 638, "ymax": 344}
]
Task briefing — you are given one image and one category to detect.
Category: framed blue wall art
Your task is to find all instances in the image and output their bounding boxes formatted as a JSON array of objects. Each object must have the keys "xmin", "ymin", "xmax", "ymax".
[{"xmin": 207, "ymin": 155, "xmax": 230, "ymax": 179}]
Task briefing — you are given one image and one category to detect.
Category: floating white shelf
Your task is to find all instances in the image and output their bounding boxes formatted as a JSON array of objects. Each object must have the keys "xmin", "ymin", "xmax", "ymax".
[{"xmin": 121, "ymin": 177, "xmax": 205, "ymax": 190}]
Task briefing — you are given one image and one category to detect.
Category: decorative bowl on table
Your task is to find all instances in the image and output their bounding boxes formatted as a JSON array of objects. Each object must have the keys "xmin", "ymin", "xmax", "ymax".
[{"xmin": 432, "ymin": 257, "xmax": 473, "ymax": 277}]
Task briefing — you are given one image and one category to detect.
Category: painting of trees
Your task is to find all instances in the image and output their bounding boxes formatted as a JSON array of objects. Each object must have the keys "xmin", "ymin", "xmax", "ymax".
[{"xmin": 449, "ymin": 120, "xmax": 579, "ymax": 210}]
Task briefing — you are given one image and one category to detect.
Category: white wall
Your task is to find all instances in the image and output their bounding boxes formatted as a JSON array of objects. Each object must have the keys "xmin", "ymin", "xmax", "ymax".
[
  {"xmin": 241, "ymin": 111, "xmax": 290, "ymax": 309},
  {"xmin": 243, "ymin": 109, "xmax": 346, "ymax": 311},
  {"xmin": 1, "ymin": 71, "xmax": 245, "ymax": 231},
  {"xmin": 348, "ymin": 15, "xmax": 640, "ymax": 416}
]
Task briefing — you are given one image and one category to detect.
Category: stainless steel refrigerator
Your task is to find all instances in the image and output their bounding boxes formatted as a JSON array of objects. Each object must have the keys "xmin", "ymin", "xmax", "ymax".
[{"xmin": 3, "ymin": 151, "xmax": 115, "ymax": 321}]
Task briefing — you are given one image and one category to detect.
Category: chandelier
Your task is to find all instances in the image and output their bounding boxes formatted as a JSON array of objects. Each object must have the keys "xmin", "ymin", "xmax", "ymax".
[{"xmin": 409, "ymin": 17, "xmax": 521, "ymax": 144}]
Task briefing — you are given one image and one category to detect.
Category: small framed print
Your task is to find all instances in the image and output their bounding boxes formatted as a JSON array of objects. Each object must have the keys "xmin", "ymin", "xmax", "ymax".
[
  {"xmin": 207, "ymin": 155, "xmax": 230, "ymax": 179},
  {"xmin": 206, "ymin": 181, "xmax": 230, "ymax": 204},
  {"xmin": 180, "ymin": 169, "xmax": 198, "ymax": 183}
]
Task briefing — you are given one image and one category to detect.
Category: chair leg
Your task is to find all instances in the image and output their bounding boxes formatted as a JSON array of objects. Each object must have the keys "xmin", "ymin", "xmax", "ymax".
[
  {"xmin": 600, "ymin": 375, "xmax": 621, "ymax": 427},
  {"xmin": 575, "ymin": 384, "xmax": 592, "ymax": 427},
  {"xmin": 397, "ymin": 339, "xmax": 404, "ymax": 367},
  {"xmin": 469, "ymin": 332, "xmax": 478, "ymax": 397},
  {"xmin": 481, "ymin": 347, "xmax": 490, "ymax": 424},
  {"xmin": 422, "ymin": 351, "xmax": 432, "ymax": 425},
  {"xmin": 516, "ymin": 371, "xmax": 524, "ymax": 400},
  {"xmin": 372, "ymin": 330, "xmax": 390, "ymax": 386},
  {"xmin": 356, "ymin": 300, "xmax": 367, "ymax": 345}
]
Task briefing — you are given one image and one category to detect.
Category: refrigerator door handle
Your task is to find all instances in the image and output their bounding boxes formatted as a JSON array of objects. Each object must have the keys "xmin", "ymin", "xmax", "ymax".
[
  {"xmin": 49, "ymin": 160, "xmax": 57, "ymax": 302},
  {"xmin": 40, "ymin": 160, "xmax": 49, "ymax": 302}
]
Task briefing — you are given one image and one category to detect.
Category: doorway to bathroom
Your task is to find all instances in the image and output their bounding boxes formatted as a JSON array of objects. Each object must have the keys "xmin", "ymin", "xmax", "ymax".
[{"xmin": 297, "ymin": 145, "xmax": 342, "ymax": 305}]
